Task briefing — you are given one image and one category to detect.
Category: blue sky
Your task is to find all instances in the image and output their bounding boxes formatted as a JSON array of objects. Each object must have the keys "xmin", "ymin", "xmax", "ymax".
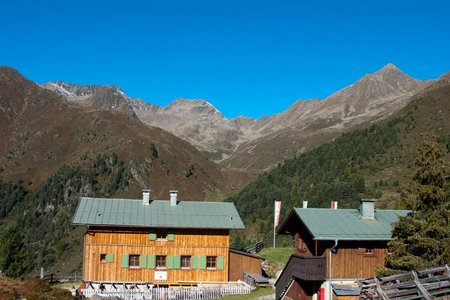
[{"xmin": 1, "ymin": 0, "xmax": 449, "ymax": 119}]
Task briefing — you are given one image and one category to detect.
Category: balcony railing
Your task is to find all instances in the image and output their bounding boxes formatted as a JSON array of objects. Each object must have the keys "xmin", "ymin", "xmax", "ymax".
[{"xmin": 275, "ymin": 255, "xmax": 326, "ymax": 300}]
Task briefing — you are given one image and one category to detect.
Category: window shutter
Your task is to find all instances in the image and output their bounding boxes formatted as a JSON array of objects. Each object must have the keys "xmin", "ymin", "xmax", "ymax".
[
  {"xmin": 148, "ymin": 255, "xmax": 156, "ymax": 269},
  {"xmin": 199, "ymin": 255, "xmax": 207, "ymax": 270},
  {"xmin": 168, "ymin": 256, "xmax": 174, "ymax": 269},
  {"xmin": 121, "ymin": 254, "xmax": 129, "ymax": 268},
  {"xmin": 168, "ymin": 231, "xmax": 175, "ymax": 241},
  {"xmin": 149, "ymin": 230, "xmax": 156, "ymax": 241},
  {"xmin": 173, "ymin": 255, "xmax": 181, "ymax": 269},
  {"xmin": 217, "ymin": 256, "xmax": 224, "ymax": 270},
  {"xmin": 106, "ymin": 254, "xmax": 114, "ymax": 263},
  {"xmin": 192, "ymin": 256, "xmax": 198, "ymax": 269},
  {"xmin": 140, "ymin": 255, "xmax": 147, "ymax": 268}
]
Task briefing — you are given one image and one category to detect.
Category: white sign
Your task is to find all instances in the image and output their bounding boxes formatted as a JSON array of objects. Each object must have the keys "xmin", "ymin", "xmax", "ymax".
[{"xmin": 154, "ymin": 271, "xmax": 167, "ymax": 281}]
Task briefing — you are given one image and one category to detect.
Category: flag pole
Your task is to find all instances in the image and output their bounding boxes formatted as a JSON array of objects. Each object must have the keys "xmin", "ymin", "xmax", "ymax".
[
  {"xmin": 274, "ymin": 200, "xmax": 282, "ymax": 248},
  {"xmin": 273, "ymin": 200, "xmax": 276, "ymax": 248}
]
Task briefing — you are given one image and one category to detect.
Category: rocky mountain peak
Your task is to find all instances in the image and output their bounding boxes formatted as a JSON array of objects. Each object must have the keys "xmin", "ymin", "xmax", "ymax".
[
  {"xmin": 42, "ymin": 81, "xmax": 100, "ymax": 100},
  {"xmin": 165, "ymin": 98, "xmax": 224, "ymax": 118}
]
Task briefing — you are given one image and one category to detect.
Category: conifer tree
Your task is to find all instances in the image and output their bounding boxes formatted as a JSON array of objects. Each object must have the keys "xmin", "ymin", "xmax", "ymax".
[
  {"xmin": 380, "ymin": 135, "xmax": 449, "ymax": 275},
  {"xmin": 0, "ymin": 226, "xmax": 29, "ymax": 277}
]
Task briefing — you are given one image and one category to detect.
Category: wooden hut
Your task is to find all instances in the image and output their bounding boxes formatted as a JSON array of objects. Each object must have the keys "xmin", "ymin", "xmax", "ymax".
[
  {"xmin": 72, "ymin": 189, "xmax": 245, "ymax": 285},
  {"xmin": 275, "ymin": 199, "xmax": 409, "ymax": 300}
]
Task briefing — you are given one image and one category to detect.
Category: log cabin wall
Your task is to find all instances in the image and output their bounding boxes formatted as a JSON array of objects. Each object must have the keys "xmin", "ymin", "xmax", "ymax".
[
  {"xmin": 84, "ymin": 226, "xmax": 229, "ymax": 283},
  {"xmin": 228, "ymin": 250, "xmax": 262, "ymax": 281},
  {"xmin": 321, "ymin": 240, "xmax": 388, "ymax": 279}
]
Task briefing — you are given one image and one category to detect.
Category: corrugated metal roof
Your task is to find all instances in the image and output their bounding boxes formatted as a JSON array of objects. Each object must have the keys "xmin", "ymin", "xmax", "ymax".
[
  {"xmin": 72, "ymin": 197, "xmax": 244, "ymax": 229},
  {"xmin": 332, "ymin": 284, "xmax": 360, "ymax": 296},
  {"xmin": 292, "ymin": 208, "xmax": 409, "ymax": 240}
]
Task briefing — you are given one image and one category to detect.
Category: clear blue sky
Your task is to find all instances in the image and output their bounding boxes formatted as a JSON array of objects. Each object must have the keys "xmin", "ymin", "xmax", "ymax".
[{"xmin": 1, "ymin": 0, "xmax": 449, "ymax": 119}]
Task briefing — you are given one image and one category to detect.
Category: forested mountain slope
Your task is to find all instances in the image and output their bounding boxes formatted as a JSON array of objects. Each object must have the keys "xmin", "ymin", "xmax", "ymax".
[
  {"xmin": 0, "ymin": 67, "xmax": 245, "ymax": 275},
  {"xmin": 227, "ymin": 72, "xmax": 450, "ymax": 248}
]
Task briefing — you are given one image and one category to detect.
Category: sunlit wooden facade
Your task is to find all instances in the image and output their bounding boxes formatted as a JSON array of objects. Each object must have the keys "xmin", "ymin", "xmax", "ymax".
[
  {"xmin": 73, "ymin": 190, "xmax": 245, "ymax": 285},
  {"xmin": 84, "ymin": 227, "xmax": 230, "ymax": 283}
]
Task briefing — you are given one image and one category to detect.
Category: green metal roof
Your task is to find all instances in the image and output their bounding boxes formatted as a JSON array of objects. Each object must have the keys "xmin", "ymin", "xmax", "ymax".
[
  {"xmin": 72, "ymin": 197, "xmax": 244, "ymax": 229},
  {"xmin": 280, "ymin": 208, "xmax": 409, "ymax": 241}
]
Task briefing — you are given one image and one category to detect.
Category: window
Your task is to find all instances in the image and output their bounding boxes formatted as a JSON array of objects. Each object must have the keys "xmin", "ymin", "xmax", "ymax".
[
  {"xmin": 100, "ymin": 253, "xmax": 107, "ymax": 263},
  {"xmin": 206, "ymin": 256, "xmax": 216, "ymax": 269},
  {"xmin": 157, "ymin": 231, "xmax": 168, "ymax": 240},
  {"xmin": 129, "ymin": 254, "xmax": 140, "ymax": 268},
  {"xmin": 156, "ymin": 255, "xmax": 167, "ymax": 269},
  {"xmin": 365, "ymin": 248, "xmax": 374, "ymax": 255},
  {"xmin": 181, "ymin": 256, "xmax": 191, "ymax": 269}
]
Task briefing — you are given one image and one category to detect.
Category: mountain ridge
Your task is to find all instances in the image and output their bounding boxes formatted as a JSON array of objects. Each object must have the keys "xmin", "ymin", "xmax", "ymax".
[{"xmin": 41, "ymin": 63, "xmax": 430, "ymax": 170}]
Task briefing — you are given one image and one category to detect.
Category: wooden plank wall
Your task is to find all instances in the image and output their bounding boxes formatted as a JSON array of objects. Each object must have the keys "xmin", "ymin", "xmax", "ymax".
[
  {"xmin": 84, "ymin": 227, "xmax": 229, "ymax": 283},
  {"xmin": 228, "ymin": 251, "xmax": 261, "ymax": 281},
  {"xmin": 329, "ymin": 241, "xmax": 388, "ymax": 279}
]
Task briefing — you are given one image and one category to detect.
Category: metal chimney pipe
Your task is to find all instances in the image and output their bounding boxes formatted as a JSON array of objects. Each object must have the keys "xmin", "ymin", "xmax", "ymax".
[
  {"xmin": 170, "ymin": 190, "xmax": 178, "ymax": 206},
  {"xmin": 142, "ymin": 188, "xmax": 151, "ymax": 205}
]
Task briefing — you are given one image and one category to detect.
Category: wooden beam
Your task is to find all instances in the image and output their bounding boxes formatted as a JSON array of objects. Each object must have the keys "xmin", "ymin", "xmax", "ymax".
[
  {"xmin": 412, "ymin": 271, "xmax": 432, "ymax": 300},
  {"xmin": 375, "ymin": 277, "xmax": 391, "ymax": 300}
]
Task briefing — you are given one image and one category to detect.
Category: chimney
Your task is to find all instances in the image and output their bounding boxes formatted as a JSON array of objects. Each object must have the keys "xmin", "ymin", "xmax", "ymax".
[
  {"xmin": 142, "ymin": 188, "xmax": 151, "ymax": 205},
  {"xmin": 170, "ymin": 190, "xmax": 178, "ymax": 206},
  {"xmin": 331, "ymin": 201, "xmax": 338, "ymax": 209},
  {"xmin": 360, "ymin": 199, "xmax": 375, "ymax": 219},
  {"xmin": 303, "ymin": 201, "xmax": 308, "ymax": 208}
]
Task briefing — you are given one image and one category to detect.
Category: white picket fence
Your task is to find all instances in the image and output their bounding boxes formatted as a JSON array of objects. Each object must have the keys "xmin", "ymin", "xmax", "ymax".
[{"xmin": 81, "ymin": 282, "xmax": 253, "ymax": 299}]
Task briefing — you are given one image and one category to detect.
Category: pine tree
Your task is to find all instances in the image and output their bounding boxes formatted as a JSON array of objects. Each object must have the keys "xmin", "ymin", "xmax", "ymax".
[
  {"xmin": 0, "ymin": 226, "xmax": 29, "ymax": 277},
  {"xmin": 380, "ymin": 135, "xmax": 450, "ymax": 275}
]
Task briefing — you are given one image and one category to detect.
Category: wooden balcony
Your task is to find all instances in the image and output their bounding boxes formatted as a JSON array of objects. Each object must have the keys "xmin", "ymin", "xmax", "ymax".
[{"xmin": 275, "ymin": 255, "xmax": 326, "ymax": 300}]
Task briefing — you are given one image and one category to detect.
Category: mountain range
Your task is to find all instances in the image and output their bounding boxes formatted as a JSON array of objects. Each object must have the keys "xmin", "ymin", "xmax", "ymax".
[
  {"xmin": 0, "ymin": 64, "xmax": 448, "ymax": 274},
  {"xmin": 42, "ymin": 63, "xmax": 427, "ymax": 171}
]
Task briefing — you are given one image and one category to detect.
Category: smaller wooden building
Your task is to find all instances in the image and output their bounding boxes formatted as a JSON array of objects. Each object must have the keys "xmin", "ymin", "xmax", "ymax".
[
  {"xmin": 72, "ymin": 190, "xmax": 246, "ymax": 285},
  {"xmin": 228, "ymin": 249, "xmax": 264, "ymax": 282},
  {"xmin": 275, "ymin": 199, "xmax": 409, "ymax": 300}
]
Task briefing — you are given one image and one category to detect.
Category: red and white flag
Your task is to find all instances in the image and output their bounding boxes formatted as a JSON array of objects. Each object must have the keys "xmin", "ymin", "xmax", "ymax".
[{"xmin": 274, "ymin": 200, "xmax": 282, "ymax": 227}]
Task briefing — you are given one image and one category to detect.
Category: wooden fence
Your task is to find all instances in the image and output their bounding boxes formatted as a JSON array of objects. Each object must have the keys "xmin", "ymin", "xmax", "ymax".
[
  {"xmin": 244, "ymin": 241, "xmax": 264, "ymax": 254},
  {"xmin": 359, "ymin": 264, "xmax": 450, "ymax": 299},
  {"xmin": 81, "ymin": 283, "xmax": 253, "ymax": 300},
  {"xmin": 41, "ymin": 273, "xmax": 83, "ymax": 284}
]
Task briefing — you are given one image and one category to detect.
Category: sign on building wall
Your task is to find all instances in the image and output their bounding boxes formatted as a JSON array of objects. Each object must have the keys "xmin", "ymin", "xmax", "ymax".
[{"xmin": 154, "ymin": 271, "xmax": 168, "ymax": 281}]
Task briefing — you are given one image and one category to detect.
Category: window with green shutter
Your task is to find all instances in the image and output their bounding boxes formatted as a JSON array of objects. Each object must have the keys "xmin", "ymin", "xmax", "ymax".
[
  {"xmin": 149, "ymin": 230, "xmax": 156, "ymax": 241},
  {"xmin": 121, "ymin": 254, "xmax": 129, "ymax": 268},
  {"xmin": 106, "ymin": 254, "xmax": 114, "ymax": 263},
  {"xmin": 148, "ymin": 255, "xmax": 156, "ymax": 269},
  {"xmin": 167, "ymin": 231, "xmax": 175, "ymax": 241},
  {"xmin": 140, "ymin": 255, "xmax": 147, "ymax": 268},
  {"xmin": 217, "ymin": 256, "xmax": 224, "ymax": 270}
]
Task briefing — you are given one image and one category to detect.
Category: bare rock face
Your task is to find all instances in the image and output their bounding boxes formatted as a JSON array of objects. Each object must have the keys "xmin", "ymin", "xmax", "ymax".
[
  {"xmin": 42, "ymin": 82, "xmax": 136, "ymax": 117},
  {"xmin": 42, "ymin": 64, "xmax": 428, "ymax": 172},
  {"xmin": 129, "ymin": 64, "xmax": 427, "ymax": 171}
]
